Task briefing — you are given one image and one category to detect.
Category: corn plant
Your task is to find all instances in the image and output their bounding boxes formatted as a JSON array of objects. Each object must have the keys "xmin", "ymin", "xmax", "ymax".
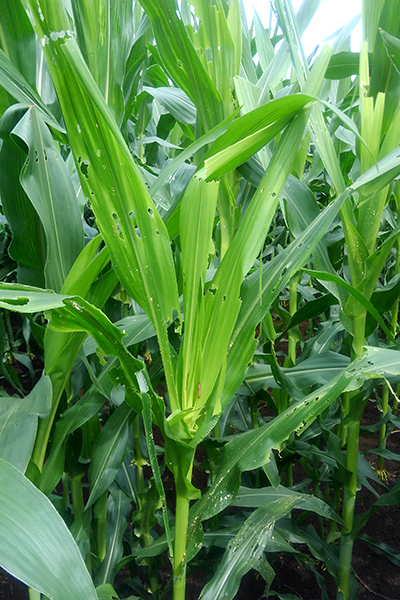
[{"xmin": 0, "ymin": 2, "xmax": 400, "ymax": 600}]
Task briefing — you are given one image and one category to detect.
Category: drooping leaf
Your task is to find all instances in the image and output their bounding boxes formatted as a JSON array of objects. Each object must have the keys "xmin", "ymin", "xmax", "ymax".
[
  {"xmin": 0, "ymin": 458, "xmax": 97, "ymax": 600},
  {"xmin": 0, "ymin": 282, "xmax": 67, "ymax": 312},
  {"xmin": 201, "ymin": 94, "xmax": 314, "ymax": 181},
  {"xmin": 233, "ymin": 485, "xmax": 343, "ymax": 524},
  {"xmin": 0, "ymin": 50, "xmax": 64, "ymax": 133},
  {"xmin": 199, "ymin": 498, "xmax": 297, "ymax": 600}
]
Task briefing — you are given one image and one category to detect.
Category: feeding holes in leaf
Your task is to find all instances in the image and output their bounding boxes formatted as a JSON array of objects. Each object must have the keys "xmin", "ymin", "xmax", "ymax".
[
  {"xmin": 129, "ymin": 211, "xmax": 136, "ymax": 221},
  {"xmin": 148, "ymin": 207, "xmax": 154, "ymax": 217},
  {"xmin": 34, "ymin": 150, "xmax": 39, "ymax": 163},
  {"xmin": 96, "ymin": 149, "xmax": 100, "ymax": 157},
  {"xmin": 43, "ymin": 149, "xmax": 48, "ymax": 161},
  {"xmin": 208, "ymin": 286, "xmax": 217, "ymax": 296},
  {"xmin": 135, "ymin": 226, "xmax": 141, "ymax": 239},
  {"xmin": 90, "ymin": 191, "xmax": 94, "ymax": 195},
  {"xmin": 177, "ymin": 60, "xmax": 182, "ymax": 68},
  {"xmin": 112, "ymin": 212, "xmax": 124, "ymax": 238},
  {"xmin": 205, "ymin": 48, "xmax": 213, "ymax": 63},
  {"xmin": 222, "ymin": 295, "xmax": 226, "ymax": 302},
  {"xmin": 80, "ymin": 160, "xmax": 90, "ymax": 179},
  {"xmin": 272, "ymin": 192, "xmax": 276, "ymax": 198},
  {"xmin": 77, "ymin": 124, "xmax": 81, "ymax": 133},
  {"xmin": 2, "ymin": 297, "xmax": 29, "ymax": 307},
  {"xmin": 282, "ymin": 267, "xmax": 288, "ymax": 276},
  {"xmin": 155, "ymin": 229, "xmax": 160, "ymax": 235}
]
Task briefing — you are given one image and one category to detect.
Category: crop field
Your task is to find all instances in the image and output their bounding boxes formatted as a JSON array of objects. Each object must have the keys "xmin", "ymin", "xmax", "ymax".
[{"xmin": 0, "ymin": 1, "xmax": 400, "ymax": 600}]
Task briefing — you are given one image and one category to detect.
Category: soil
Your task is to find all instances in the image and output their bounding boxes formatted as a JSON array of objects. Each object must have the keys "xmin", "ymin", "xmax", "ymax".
[{"xmin": 1, "ymin": 394, "xmax": 399, "ymax": 600}]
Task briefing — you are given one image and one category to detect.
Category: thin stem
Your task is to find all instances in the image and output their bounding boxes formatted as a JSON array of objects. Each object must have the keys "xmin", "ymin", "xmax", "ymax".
[
  {"xmin": 29, "ymin": 589, "xmax": 41, "ymax": 600},
  {"xmin": 378, "ymin": 385, "xmax": 390, "ymax": 472},
  {"xmin": 93, "ymin": 491, "xmax": 108, "ymax": 562},
  {"xmin": 288, "ymin": 275, "xmax": 298, "ymax": 365},
  {"xmin": 250, "ymin": 396, "xmax": 260, "ymax": 487},
  {"xmin": 340, "ymin": 391, "xmax": 350, "ymax": 447},
  {"xmin": 62, "ymin": 472, "xmax": 69, "ymax": 510},
  {"xmin": 5, "ymin": 310, "xmax": 16, "ymax": 350}
]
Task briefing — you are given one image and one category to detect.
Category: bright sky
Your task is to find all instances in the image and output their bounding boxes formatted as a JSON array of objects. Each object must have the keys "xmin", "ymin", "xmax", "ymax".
[{"xmin": 245, "ymin": 0, "xmax": 362, "ymax": 54}]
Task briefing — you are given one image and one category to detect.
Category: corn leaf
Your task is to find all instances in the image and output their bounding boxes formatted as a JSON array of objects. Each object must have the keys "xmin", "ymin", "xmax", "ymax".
[
  {"xmin": 13, "ymin": 106, "xmax": 84, "ymax": 292},
  {"xmin": 0, "ymin": 375, "xmax": 51, "ymax": 473},
  {"xmin": 199, "ymin": 498, "xmax": 297, "ymax": 600},
  {"xmin": 0, "ymin": 458, "xmax": 97, "ymax": 600},
  {"xmin": 71, "ymin": 0, "xmax": 134, "ymax": 125},
  {"xmin": 87, "ymin": 403, "xmax": 133, "ymax": 508},
  {"xmin": 25, "ymin": 0, "xmax": 180, "ymax": 331},
  {"xmin": 139, "ymin": 0, "xmax": 224, "ymax": 135},
  {"xmin": 201, "ymin": 94, "xmax": 314, "ymax": 180},
  {"xmin": 0, "ymin": 105, "xmax": 47, "ymax": 287},
  {"xmin": 186, "ymin": 347, "xmax": 400, "ymax": 563}
]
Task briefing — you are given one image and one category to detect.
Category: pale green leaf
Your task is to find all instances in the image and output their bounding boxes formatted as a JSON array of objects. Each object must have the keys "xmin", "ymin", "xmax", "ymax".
[
  {"xmin": 199, "ymin": 499, "xmax": 296, "ymax": 600},
  {"xmin": 0, "ymin": 458, "xmax": 97, "ymax": 600}
]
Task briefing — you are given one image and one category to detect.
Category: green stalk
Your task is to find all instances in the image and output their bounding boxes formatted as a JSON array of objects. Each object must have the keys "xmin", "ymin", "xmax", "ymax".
[
  {"xmin": 173, "ymin": 493, "xmax": 191, "ymax": 600},
  {"xmin": 31, "ymin": 406, "xmax": 57, "ymax": 470},
  {"xmin": 62, "ymin": 472, "xmax": 69, "ymax": 510},
  {"xmin": 93, "ymin": 491, "xmax": 108, "ymax": 562},
  {"xmin": 338, "ymin": 420, "xmax": 360, "ymax": 599},
  {"xmin": 172, "ymin": 456, "xmax": 195, "ymax": 600},
  {"xmin": 338, "ymin": 315, "xmax": 365, "ymax": 599},
  {"xmin": 29, "ymin": 589, "xmax": 41, "ymax": 600},
  {"xmin": 70, "ymin": 475, "xmax": 84, "ymax": 521}
]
